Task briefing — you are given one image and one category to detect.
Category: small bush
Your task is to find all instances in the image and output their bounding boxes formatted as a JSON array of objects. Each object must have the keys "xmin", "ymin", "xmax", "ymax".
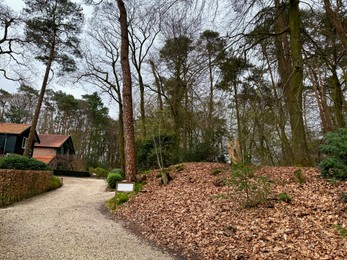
[
  {"xmin": 49, "ymin": 176, "xmax": 62, "ymax": 191},
  {"xmin": 109, "ymin": 168, "xmax": 125, "ymax": 178},
  {"xmin": 293, "ymin": 169, "xmax": 305, "ymax": 184},
  {"xmin": 319, "ymin": 128, "xmax": 347, "ymax": 180},
  {"xmin": 277, "ymin": 192, "xmax": 291, "ymax": 203},
  {"xmin": 0, "ymin": 154, "xmax": 51, "ymax": 170},
  {"xmin": 107, "ymin": 172, "xmax": 124, "ymax": 189},
  {"xmin": 229, "ymin": 163, "xmax": 273, "ymax": 208},
  {"xmin": 89, "ymin": 167, "xmax": 109, "ymax": 178},
  {"xmin": 116, "ymin": 192, "xmax": 129, "ymax": 205}
]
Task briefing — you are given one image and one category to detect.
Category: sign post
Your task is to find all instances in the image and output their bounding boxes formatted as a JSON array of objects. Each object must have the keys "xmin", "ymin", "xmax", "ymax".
[{"xmin": 116, "ymin": 182, "xmax": 134, "ymax": 193}]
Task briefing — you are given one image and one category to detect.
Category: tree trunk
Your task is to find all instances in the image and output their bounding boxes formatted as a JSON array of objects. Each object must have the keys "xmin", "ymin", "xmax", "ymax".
[
  {"xmin": 138, "ymin": 71, "xmax": 147, "ymax": 139},
  {"xmin": 24, "ymin": 33, "xmax": 56, "ymax": 157},
  {"xmin": 323, "ymin": 0, "xmax": 347, "ymax": 54},
  {"xmin": 306, "ymin": 64, "xmax": 334, "ymax": 133},
  {"xmin": 116, "ymin": 0, "xmax": 137, "ymax": 181},
  {"xmin": 149, "ymin": 59, "xmax": 163, "ymax": 111},
  {"xmin": 288, "ymin": 0, "xmax": 312, "ymax": 166},
  {"xmin": 233, "ymin": 81, "xmax": 244, "ymax": 161},
  {"xmin": 273, "ymin": 0, "xmax": 295, "ymax": 165},
  {"xmin": 331, "ymin": 66, "xmax": 346, "ymax": 128},
  {"xmin": 118, "ymin": 104, "xmax": 125, "ymax": 174},
  {"xmin": 262, "ymin": 42, "xmax": 294, "ymax": 164}
]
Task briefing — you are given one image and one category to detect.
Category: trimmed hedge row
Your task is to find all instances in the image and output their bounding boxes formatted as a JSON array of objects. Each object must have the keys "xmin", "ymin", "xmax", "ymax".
[
  {"xmin": 53, "ymin": 170, "xmax": 90, "ymax": 177},
  {"xmin": 0, "ymin": 169, "xmax": 56, "ymax": 207}
]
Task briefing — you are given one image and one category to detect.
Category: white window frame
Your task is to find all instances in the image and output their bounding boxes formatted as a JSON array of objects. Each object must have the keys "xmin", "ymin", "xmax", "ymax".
[{"xmin": 22, "ymin": 137, "xmax": 27, "ymax": 149}]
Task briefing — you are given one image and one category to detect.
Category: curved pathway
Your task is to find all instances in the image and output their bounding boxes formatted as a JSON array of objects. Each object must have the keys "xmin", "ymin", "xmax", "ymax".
[{"xmin": 0, "ymin": 177, "xmax": 173, "ymax": 260}]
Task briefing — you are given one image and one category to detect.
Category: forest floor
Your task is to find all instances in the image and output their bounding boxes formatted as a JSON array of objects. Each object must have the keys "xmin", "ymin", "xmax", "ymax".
[{"xmin": 115, "ymin": 162, "xmax": 347, "ymax": 259}]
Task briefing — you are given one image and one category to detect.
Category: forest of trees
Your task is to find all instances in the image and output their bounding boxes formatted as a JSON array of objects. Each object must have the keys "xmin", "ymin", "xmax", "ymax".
[{"xmin": 0, "ymin": 0, "xmax": 346, "ymax": 174}]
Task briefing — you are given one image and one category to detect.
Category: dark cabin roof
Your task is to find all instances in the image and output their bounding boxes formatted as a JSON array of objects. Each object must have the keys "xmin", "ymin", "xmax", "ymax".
[
  {"xmin": 34, "ymin": 134, "xmax": 75, "ymax": 154},
  {"xmin": 0, "ymin": 123, "xmax": 31, "ymax": 134},
  {"xmin": 0, "ymin": 123, "xmax": 40, "ymax": 142}
]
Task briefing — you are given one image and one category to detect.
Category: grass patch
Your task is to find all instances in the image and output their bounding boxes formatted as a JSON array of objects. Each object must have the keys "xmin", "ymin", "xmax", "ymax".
[
  {"xmin": 175, "ymin": 164, "xmax": 185, "ymax": 172},
  {"xmin": 332, "ymin": 224, "xmax": 347, "ymax": 238},
  {"xmin": 211, "ymin": 169, "xmax": 223, "ymax": 176}
]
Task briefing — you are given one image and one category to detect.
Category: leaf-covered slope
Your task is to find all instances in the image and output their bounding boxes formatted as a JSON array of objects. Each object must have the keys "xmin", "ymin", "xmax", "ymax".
[{"xmin": 116, "ymin": 162, "xmax": 347, "ymax": 259}]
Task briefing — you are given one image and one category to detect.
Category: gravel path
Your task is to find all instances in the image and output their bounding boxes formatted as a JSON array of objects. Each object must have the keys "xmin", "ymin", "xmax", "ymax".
[{"xmin": 0, "ymin": 177, "xmax": 174, "ymax": 260}]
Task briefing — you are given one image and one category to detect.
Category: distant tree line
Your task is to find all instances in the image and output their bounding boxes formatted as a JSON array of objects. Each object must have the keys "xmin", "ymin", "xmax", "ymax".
[{"xmin": 0, "ymin": 86, "xmax": 118, "ymax": 169}]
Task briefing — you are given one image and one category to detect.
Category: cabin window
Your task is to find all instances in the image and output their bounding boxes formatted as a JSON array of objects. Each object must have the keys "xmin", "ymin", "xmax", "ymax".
[{"xmin": 21, "ymin": 137, "xmax": 27, "ymax": 149}]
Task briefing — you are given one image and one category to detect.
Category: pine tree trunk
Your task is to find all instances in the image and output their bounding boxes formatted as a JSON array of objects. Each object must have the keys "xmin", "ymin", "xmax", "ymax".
[
  {"xmin": 24, "ymin": 33, "xmax": 56, "ymax": 157},
  {"xmin": 273, "ymin": 0, "xmax": 295, "ymax": 165},
  {"xmin": 118, "ymin": 104, "xmax": 126, "ymax": 174},
  {"xmin": 288, "ymin": 0, "xmax": 312, "ymax": 166},
  {"xmin": 116, "ymin": 0, "xmax": 137, "ymax": 181}
]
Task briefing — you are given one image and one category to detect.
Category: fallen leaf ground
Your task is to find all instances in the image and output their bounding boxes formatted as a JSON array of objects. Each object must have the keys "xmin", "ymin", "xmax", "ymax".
[{"xmin": 115, "ymin": 162, "xmax": 347, "ymax": 259}]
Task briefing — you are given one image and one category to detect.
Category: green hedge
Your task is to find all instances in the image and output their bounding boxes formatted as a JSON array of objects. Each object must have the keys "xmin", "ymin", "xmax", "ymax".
[
  {"xmin": 0, "ymin": 154, "xmax": 51, "ymax": 170},
  {"xmin": 53, "ymin": 170, "xmax": 90, "ymax": 177}
]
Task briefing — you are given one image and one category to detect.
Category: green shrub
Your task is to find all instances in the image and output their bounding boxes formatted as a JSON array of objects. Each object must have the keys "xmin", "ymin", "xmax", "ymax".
[
  {"xmin": 319, "ymin": 128, "xmax": 347, "ymax": 180},
  {"xmin": 136, "ymin": 134, "xmax": 179, "ymax": 170},
  {"xmin": 134, "ymin": 182, "xmax": 144, "ymax": 193},
  {"xmin": 229, "ymin": 163, "xmax": 273, "ymax": 208},
  {"xmin": 89, "ymin": 167, "xmax": 109, "ymax": 178},
  {"xmin": 116, "ymin": 192, "xmax": 129, "ymax": 205},
  {"xmin": 0, "ymin": 154, "xmax": 51, "ymax": 170},
  {"xmin": 109, "ymin": 168, "xmax": 125, "ymax": 178},
  {"xmin": 277, "ymin": 192, "xmax": 291, "ymax": 203},
  {"xmin": 49, "ymin": 176, "xmax": 62, "ymax": 191},
  {"xmin": 107, "ymin": 172, "xmax": 124, "ymax": 189}
]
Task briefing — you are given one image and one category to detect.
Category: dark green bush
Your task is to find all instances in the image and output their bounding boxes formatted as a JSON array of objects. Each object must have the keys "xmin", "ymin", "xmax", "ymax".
[
  {"xmin": 319, "ymin": 128, "xmax": 347, "ymax": 180},
  {"xmin": 109, "ymin": 168, "xmax": 124, "ymax": 178},
  {"xmin": 53, "ymin": 170, "xmax": 90, "ymax": 177},
  {"xmin": 89, "ymin": 167, "xmax": 109, "ymax": 178},
  {"xmin": 107, "ymin": 172, "xmax": 124, "ymax": 189},
  {"xmin": 136, "ymin": 134, "xmax": 179, "ymax": 170},
  {"xmin": 0, "ymin": 154, "xmax": 51, "ymax": 170}
]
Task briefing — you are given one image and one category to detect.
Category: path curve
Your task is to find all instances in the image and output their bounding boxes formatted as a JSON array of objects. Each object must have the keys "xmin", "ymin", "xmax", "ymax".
[{"xmin": 0, "ymin": 177, "xmax": 173, "ymax": 260}]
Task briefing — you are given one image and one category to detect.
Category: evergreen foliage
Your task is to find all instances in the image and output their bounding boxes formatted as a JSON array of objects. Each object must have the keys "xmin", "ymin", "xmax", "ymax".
[
  {"xmin": 136, "ymin": 134, "xmax": 179, "ymax": 170},
  {"xmin": 107, "ymin": 172, "xmax": 124, "ymax": 189},
  {"xmin": 319, "ymin": 128, "xmax": 347, "ymax": 180}
]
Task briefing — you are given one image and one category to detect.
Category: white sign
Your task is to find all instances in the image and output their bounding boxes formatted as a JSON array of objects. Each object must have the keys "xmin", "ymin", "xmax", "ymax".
[{"xmin": 116, "ymin": 182, "xmax": 134, "ymax": 192}]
